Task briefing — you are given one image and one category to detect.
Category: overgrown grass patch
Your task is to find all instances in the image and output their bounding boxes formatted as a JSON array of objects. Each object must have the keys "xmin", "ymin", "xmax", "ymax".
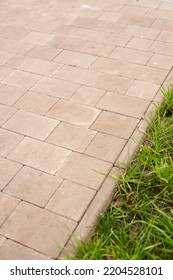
[{"xmin": 75, "ymin": 85, "xmax": 173, "ymax": 260}]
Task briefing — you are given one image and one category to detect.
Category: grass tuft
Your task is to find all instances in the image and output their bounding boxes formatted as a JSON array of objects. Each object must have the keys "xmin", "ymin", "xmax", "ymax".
[{"xmin": 75, "ymin": 85, "xmax": 173, "ymax": 260}]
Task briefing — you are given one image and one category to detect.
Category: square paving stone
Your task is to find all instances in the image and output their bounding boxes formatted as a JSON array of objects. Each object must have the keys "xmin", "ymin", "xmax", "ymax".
[
  {"xmin": 46, "ymin": 180, "xmax": 96, "ymax": 222},
  {"xmin": 0, "ymin": 158, "xmax": 22, "ymax": 191},
  {"xmin": 26, "ymin": 45, "xmax": 62, "ymax": 61},
  {"xmin": 0, "ymin": 192, "xmax": 20, "ymax": 226},
  {"xmin": 0, "ymin": 128, "xmax": 23, "ymax": 157},
  {"xmin": 126, "ymin": 80, "xmax": 159, "ymax": 100},
  {"xmin": 47, "ymin": 122, "xmax": 96, "ymax": 152},
  {"xmin": 22, "ymin": 31, "xmax": 54, "ymax": 45},
  {"xmin": 91, "ymin": 111, "xmax": 139, "ymax": 139},
  {"xmin": 0, "ymin": 104, "xmax": 16, "ymax": 126},
  {"xmin": 0, "ymin": 202, "xmax": 77, "ymax": 258},
  {"xmin": 47, "ymin": 100, "xmax": 100, "ymax": 127},
  {"xmin": 70, "ymin": 86, "xmax": 105, "ymax": 106},
  {"xmin": 3, "ymin": 110, "xmax": 59, "ymax": 140},
  {"xmin": 85, "ymin": 132, "xmax": 126, "ymax": 163},
  {"xmin": 57, "ymin": 152, "xmax": 112, "ymax": 190},
  {"xmin": 0, "ymin": 240, "xmax": 50, "ymax": 260},
  {"xmin": 4, "ymin": 166, "xmax": 63, "ymax": 207},
  {"xmin": 7, "ymin": 137, "xmax": 71, "ymax": 175},
  {"xmin": 0, "ymin": 85, "xmax": 26, "ymax": 106}
]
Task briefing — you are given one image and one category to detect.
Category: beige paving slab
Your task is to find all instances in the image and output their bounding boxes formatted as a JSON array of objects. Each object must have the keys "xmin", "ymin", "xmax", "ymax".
[
  {"xmin": 0, "ymin": 85, "xmax": 25, "ymax": 106},
  {"xmin": 150, "ymin": 41, "xmax": 173, "ymax": 56},
  {"xmin": 0, "ymin": 157, "xmax": 22, "ymax": 191},
  {"xmin": 14, "ymin": 91, "xmax": 58, "ymax": 115},
  {"xmin": 26, "ymin": 45, "xmax": 62, "ymax": 61},
  {"xmin": 4, "ymin": 166, "xmax": 63, "ymax": 207},
  {"xmin": 54, "ymin": 37, "xmax": 86, "ymax": 52},
  {"xmin": 126, "ymin": 80, "xmax": 159, "ymax": 100},
  {"xmin": 0, "ymin": 202, "xmax": 77, "ymax": 258},
  {"xmin": 0, "ymin": 52, "xmax": 14, "ymax": 66},
  {"xmin": 0, "ymin": 27, "xmax": 29, "ymax": 40},
  {"xmin": 91, "ymin": 111, "xmax": 139, "ymax": 139},
  {"xmin": 0, "ymin": 104, "xmax": 17, "ymax": 126},
  {"xmin": 157, "ymin": 30, "xmax": 173, "ymax": 44},
  {"xmin": 0, "ymin": 128, "xmax": 23, "ymax": 157},
  {"xmin": 109, "ymin": 47, "xmax": 152, "ymax": 65},
  {"xmin": 46, "ymin": 180, "xmax": 96, "ymax": 222},
  {"xmin": 126, "ymin": 37, "xmax": 154, "ymax": 51},
  {"xmin": 147, "ymin": 54, "xmax": 173, "ymax": 70},
  {"xmin": 97, "ymin": 91, "xmax": 150, "ymax": 118},
  {"xmin": 0, "ymin": 235, "xmax": 6, "ymax": 248},
  {"xmin": 0, "ymin": 38, "xmax": 34, "ymax": 55},
  {"xmin": 70, "ymin": 86, "xmax": 105, "ymax": 106},
  {"xmin": 0, "ymin": 239, "xmax": 50, "ymax": 260},
  {"xmin": 22, "ymin": 31, "xmax": 54, "ymax": 45},
  {"xmin": 54, "ymin": 50, "xmax": 97, "ymax": 68},
  {"xmin": 3, "ymin": 110, "xmax": 59, "ymax": 140},
  {"xmin": 57, "ymin": 152, "xmax": 112, "ymax": 190},
  {"xmin": 121, "ymin": 25, "xmax": 161, "ymax": 39},
  {"xmin": 0, "ymin": 192, "xmax": 20, "ymax": 226},
  {"xmin": 151, "ymin": 19, "xmax": 173, "ymax": 32},
  {"xmin": 31, "ymin": 76, "xmax": 80, "ymax": 99},
  {"xmin": 96, "ymin": 21, "xmax": 125, "ymax": 33},
  {"xmin": 0, "ymin": 67, "xmax": 12, "ymax": 82},
  {"xmin": 69, "ymin": 17, "xmax": 99, "ymax": 29},
  {"xmin": 2, "ymin": 70, "xmax": 41, "ymax": 90},
  {"xmin": 81, "ymin": 41, "xmax": 115, "ymax": 57},
  {"xmin": 71, "ymin": 28, "xmax": 109, "ymax": 43},
  {"xmin": 85, "ymin": 132, "xmax": 126, "ymax": 163},
  {"xmin": 47, "ymin": 122, "xmax": 96, "ymax": 152},
  {"xmin": 55, "ymin": 65, "xmax": 100, "ymax": 87},
  {"xmin": 117, "ymin": 14, "xmax": 154, "ymax": 27},
  {"xmin": 47, "ymin": 100, "xmax": 100, "ymax": 127},
  {"xmin": 4, "ymin": 55, "xmax": 35, "ymax": 70},
  {"xmin": 8, "ymin": 137, "xmax": 71, "ymax": 175},
  {"xmin": 105, "ymin": 33, "xmax": 132, "ymax": 46}
]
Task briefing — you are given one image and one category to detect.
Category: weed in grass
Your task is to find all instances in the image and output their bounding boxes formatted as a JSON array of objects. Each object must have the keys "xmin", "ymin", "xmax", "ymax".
[{"xmin": 75, "ymin": 85, "xmax": 173, "ymax": 260}]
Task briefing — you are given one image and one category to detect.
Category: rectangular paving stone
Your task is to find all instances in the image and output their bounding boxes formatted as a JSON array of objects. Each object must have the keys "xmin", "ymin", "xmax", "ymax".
[
  {"xmin": 147, "ymin": 54, "xmax": 173, "ymax": 70},
  {"xmin": 0, "ymin": 202, "xmax": 77, "ymax": 258},
  {"xmin": 94, "ymin": 73, "xmax": 133, "ymax": 93},
  {"xmin": 70, "ymin": 17, "xmax": 99, "ymax": 29},
  {"xmin": 4, "ymin": 55, "xmax": 35, "ymax": 70},
  {"xmin": 0, "ymin": 27, "xmax": 29, "ymax": 40},
  {"xmin": 3, "ymin": 110, "xmax": 59, "ymax": 140},
  {"xmin": 85, "ymin": 132, "xmax": 126, "ymax": 163},
  {"xmin": 57, "ymin": 152, "xmax": 112, "ymax": 190},
  {"xmin": 47, "ymin": 122, "xmax": 96, "ymax": 152},
  {"xmin": 71, "ymin": 28, "xmax": 109, "ymax": 42},
  {"xmin": 4, "ymin": 166, "xmax": 63, "ymax": 207},
  {"xmin": 126, "ymin": 37, "xmax": 154, "ymax": 51},
  {"xmin": 23, "ymin": 59, "xmax": 63, "ymax": 77},
  {"xmin": 105, "ymin": 33, "xmax": 132, "ymax": 46},
  {"xmin": 81, "ymin": 41, "xmax": 115, "ymax": 57},
  {"xmin": 0, "ymin": 104, "xmax": 16, "ymax": 126},
  {"xmin": 96, "ymin": 21, "xmax": 125, "ymax": 33},
  {"xmin": 0, "ymin": 192, "xmax": 20, "ymax": 226},
  {"xmin": 2, "ymin": 70, "xmax": 41, "ymax": 90},
  {"xmin": 109, "ymin": 47, "xmax": 152, "ymax": 65},
  {"xmin": 46, "ymin": 180, "xmax": 96, "ymax": 222},
  {"xmin": 26, "ymin": 45, "xmax": 62, "ymax": 61},
  {"xmin": 55, "ymin": 37, "xmax": 86, "ymax": 52},
  {"xmin": 47, "ymin": 100, "xmax": 100, "ymax": 127},
  {"xmin": 0, "ymin": 85, "xmax": 25, "ymax": 106},
  {"xmin": 120, "ymin": 5, "xmax": 148, "ymax": 16},
  {"xmin": 14, "ymin": 91, "xmax": 57, "ymax": 115},
  {"xmin": 157, "ymin": 30, "xmax": 173, "ymax": 44},
  {"xmin": 31, "ymin": 76, "xmax": 80, "ymax": 99},
  {"xmin": 117, "ymin": 14, "xmax": 154, "ymax": 27},
  {"xmin": 97, "ymin": 91, "xmax": 150, "ymax": 118},
  {"xmin": 0, "ymin": 128, "xmax": 23, "ymax": 157},
  {"xmin": 150, "ymin": 41, "xmax": 173, "ymax": 56},
  {"xmin": 0, "ymin": 158, "xmax": 22, "ymax": 191},
  {"xmin": 98, "ymin": 12, "xmax": 122, "ymax": 22},
  {"xmin": 151, "ymin": 19, "xmax": 173, "ymax": 32},
  {"xmin": 54, "ymin": 50, "xmax": 97, "ymax": 68},
  {"xmin": 91, "ymin": 111, "xmax": 139, "ymax": 139},
  {"xmin": 22, "ymin": 31, "xmax": 54, "ymax": 45},
  {"xmin": 0, "ymin": 240, "xmax": 50, "ymax": 260},
  {"xmin": 7, "ymin": 137, "xmax": 71, "ymax": 175},
  {"xmin": 0, "ymin": 38, "xmax": 34, "ymax": 55},
  {"xmin": 126, "ymin": 80, "xmax": 159, "ymax": 100},
  {"xmin": 121, "ymin": 25, "xmax": 160, "ymax": 39},
  {"xmin": 0, "ymin": 235, "xmax": 6, "ymax": 248},
  {"xmin": 70, "ymin": 85, "xmax": 105, "ymax": 106}
]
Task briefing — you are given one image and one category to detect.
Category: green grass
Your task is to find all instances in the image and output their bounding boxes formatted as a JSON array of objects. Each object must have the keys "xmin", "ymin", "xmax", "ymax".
[{"xmin": 75, "ymin": 85, "xmax": 173, "ymax": 260}]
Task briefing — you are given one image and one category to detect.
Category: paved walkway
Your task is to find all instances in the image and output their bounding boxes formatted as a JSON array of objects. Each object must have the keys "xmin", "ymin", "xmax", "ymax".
[{"xmin": 0, "ymin": 0, "xmax": 173, "ymax": 259}]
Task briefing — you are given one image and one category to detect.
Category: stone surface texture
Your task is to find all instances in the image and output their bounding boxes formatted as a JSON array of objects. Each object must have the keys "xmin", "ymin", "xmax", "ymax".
[{"xmin": 0, "ymin": 0, "xmax": 172, "ymax": 260}]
